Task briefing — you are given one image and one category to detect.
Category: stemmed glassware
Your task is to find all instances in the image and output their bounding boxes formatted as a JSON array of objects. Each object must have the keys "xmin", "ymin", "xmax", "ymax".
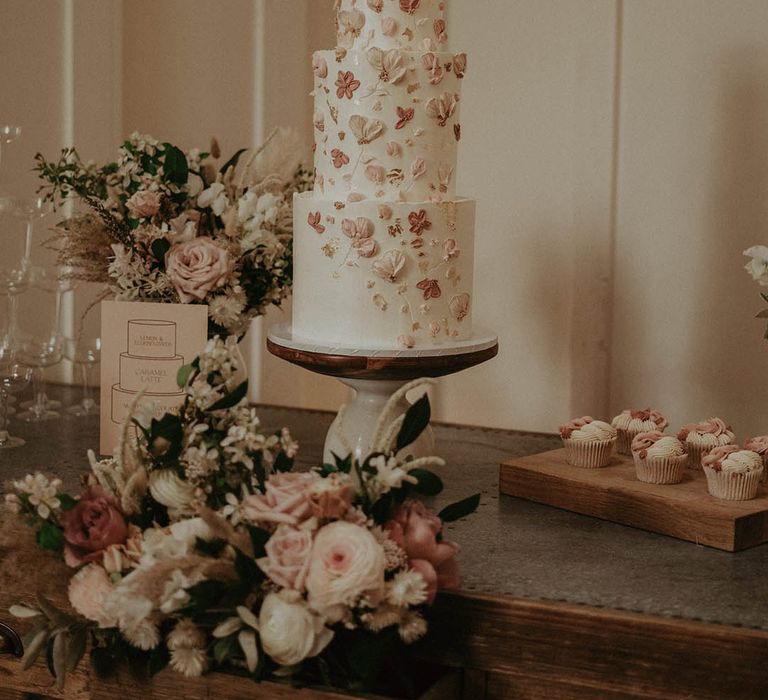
[
  {"xmin": 64, "ymin": 335, "xmax": 101, "ymax": 416},
  {"xmin": 0, "ymin": 126, "xmax": 22, "ymax": 213},
  {"xmin": 0, "ymin": 343, "xmax": 32, "ymax": 448},
  {"xmin": 15, "ymin": 268, "xmax": 68, "ymax": 423}
]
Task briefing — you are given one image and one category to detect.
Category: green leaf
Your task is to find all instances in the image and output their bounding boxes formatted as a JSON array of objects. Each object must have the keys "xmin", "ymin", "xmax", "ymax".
[
  {"xmin": 755, "ymin": 309, "xmax": 768, "ymax": 319},
  {"xmin": 761, "ymin": 292, "xmax": 768, "ymax": 304},
  {"xmin": 246, "ymin": 525, "xmax": 271, "ymax": 559},
  {"xmin": 219, "ymin": 148, "xmax": 247, "ymax": 176},
  {"xmin": 332, "ymin": 452, "xmax": 354, "ymax": 474},
  {"xmin": 409, "ymin": 468, "xmax": 443, "ymax": 496},
  {"xmin": 438, "ymin": 493, "xmax": 481, "ymax": 523},
  {"xmin": 195, "ymin": 537, "xmax": 227, "ymax": 557},
  {"xmin": 163, "ymin": 143, "xmax": 189, "ymax": 185},
  {"xmin": 235, "ymin": 549, "xmax": 264, "ymax": 585},
  {"xmin": 273, "ymin": 450, "xmax": 294, "ymax": 473},
  {"xmin": 58, "ymin": 494, "xmax": 77, "ymax": 512},
  {"xmin": 52, "ymin": 629, "xmax": 68, "ymax": 690},
  {"xmin": 395, "ymin": 395, "xmax": 431, "ymax": 453},
  {"xmin": 207, "ymin": 381, "xmax": 248, "ymax": 411},
  {"xmin": 181, "ymin": 580, "xmax": 228, "ymax": 614},
  {"xmin": 150, "ymin": 237, "xmax": 171, "ymax": 266},
  {"xmin": 176, "ymin": 363, "xmax": 195, "ymax": 388},
  {"xmin": 37, "ymin": 521, "xmax": 64, "ymax": 552}
]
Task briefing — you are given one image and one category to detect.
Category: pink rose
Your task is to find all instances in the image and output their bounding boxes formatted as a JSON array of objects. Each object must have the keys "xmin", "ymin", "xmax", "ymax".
[
  {"xmin": 306, "ymin": 521, "xmax": 386, "ymax": 614},
  {"xmin": 386, "ymin": 500, "xmax": 460, "ymax": 605},
  {"xmin": 242, "ymin": 472, "xmax": 314, "ymax": 526},
  {"xmin": 165, "ymin": 237, "xmax": 233, "ymax": 303},
  {"xmin": 702, "ymin": 444, "xmax": 740, "ymax": 470},
  {"xmin": 559, "ymin": 416, "xmax": 594, "ymax": 440},
  {"xmin": 745, "ymin": 435, "xmax": 768, "ymax": 455},
  {"xmin": 631, "ymin": 430, "xmax": 665, "ymax": 459},
  {"xmin": 126, "ymin": 190, "xmax": 162, "ymax": 219},
  {"xmin": 62, "ymin": 485, "xmax": 129, "ymax": 567},
  {"xmin": 68, "ymin": 563, "xmax": 118, "ymax": 627},
  {"xmin": 257, "ymin": 525, "xmax": 313, "ymax": 591}
]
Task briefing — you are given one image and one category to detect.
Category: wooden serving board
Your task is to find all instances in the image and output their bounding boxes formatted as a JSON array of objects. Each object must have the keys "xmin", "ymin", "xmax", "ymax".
[{"xmin": 499, "ymin": 449, "xmax": 768, "ymax": 551}]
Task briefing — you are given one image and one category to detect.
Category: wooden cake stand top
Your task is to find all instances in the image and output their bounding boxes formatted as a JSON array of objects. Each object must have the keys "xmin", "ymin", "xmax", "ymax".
[{"xmin": 266, "ymin": 324, "xmax": 499, "ymax": 380}]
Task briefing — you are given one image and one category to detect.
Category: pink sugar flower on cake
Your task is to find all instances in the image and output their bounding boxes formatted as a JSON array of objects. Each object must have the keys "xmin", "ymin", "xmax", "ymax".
[
  {"xmin": 677, "ymin": 418, "xmax": 735, "ymax": 470},
  {"xmin": 611, "ymin": 407, "xmax": 668, "ymax": 456},
  {"xmin": 630, "ymin": 431, "xmax": 687, "ymax": 485},
  {"xmin": 701, "ymin": 445, "xmax": 763, "ymax": 501},
  {"xmin": 559, "ymin": 416, "xmax": 616, "ymax": 469},
  {"xmin": 744, "ymin": 435, "xmax": 768, "ymax": 482}
]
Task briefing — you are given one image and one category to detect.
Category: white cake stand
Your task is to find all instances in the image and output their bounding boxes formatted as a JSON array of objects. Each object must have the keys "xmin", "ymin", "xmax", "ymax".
[{"xmin": 267, "ymin": 323, "xmax": 498, "ymax": 463}]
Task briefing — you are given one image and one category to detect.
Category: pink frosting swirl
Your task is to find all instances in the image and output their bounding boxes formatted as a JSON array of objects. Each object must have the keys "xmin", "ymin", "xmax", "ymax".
[
  {"xmin": 630, "ymin": 430, "xmax": 665, "ymax": 459},
  {"xmin": 677, "ymin": 417, "xmax": 732, "ymax": 442},
  {"xmin": 701, "ymin": 444, "xmax": 740, "ymax": 471},
  {"xmin": 559, "ymin": 416, "xmax": 594, "ymax": 440},
  {"xmin": 744, "ymin": 435, "xmax": 768, "ymax": 455}
]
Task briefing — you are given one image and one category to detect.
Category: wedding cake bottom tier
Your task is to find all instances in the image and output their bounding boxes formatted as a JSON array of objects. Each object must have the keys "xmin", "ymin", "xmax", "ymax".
[{"xmin": 292, "ymin": 192, "xmax": 476, "ymax": 349}]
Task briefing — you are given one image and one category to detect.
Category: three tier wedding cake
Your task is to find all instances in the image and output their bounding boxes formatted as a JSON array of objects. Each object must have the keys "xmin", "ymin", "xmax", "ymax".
[{"xmin": 292, "ymin": 0, "xmax": 475, "ymax": 350}]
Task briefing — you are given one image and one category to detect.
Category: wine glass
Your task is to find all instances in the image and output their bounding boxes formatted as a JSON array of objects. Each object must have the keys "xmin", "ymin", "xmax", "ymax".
[
  {"xmin": 64, "ymin": 335, "xmax": 101, "ymax": 416},
  {"xmin": 0, "ymin": 126, "xmax": 22, "ymax": 212},
  {"xmin": 15, "ymin": 268, "xmax": 67, "ymax": 423},
  {"xmin": 0, "ymin": 344, "xmax": 32, "ymax": 448}
]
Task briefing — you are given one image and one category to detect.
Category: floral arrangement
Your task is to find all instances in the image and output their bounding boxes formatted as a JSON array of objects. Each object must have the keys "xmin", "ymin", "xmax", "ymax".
[
  {"xmin": 35, "ymin": 129, "xmax": 312, "ymax": 337},
  {"xmin": 743, "ymin": 246, "xmax": 768, "ymax": 338},
  {"xmin": 4, "ymin": 339, "xmax": 478, "ymax": 694}
]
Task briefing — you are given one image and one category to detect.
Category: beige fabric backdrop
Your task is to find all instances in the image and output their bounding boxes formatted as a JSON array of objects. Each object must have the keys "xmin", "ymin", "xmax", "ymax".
[{"xmin": 2, "ymin": 0, "xmax": 768, "ymax": 438}]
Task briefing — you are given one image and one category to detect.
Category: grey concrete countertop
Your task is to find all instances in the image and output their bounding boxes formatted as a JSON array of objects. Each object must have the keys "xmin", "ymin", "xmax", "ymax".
[{"xmin": 3, "ymin": 386, "xmax": 768, "ymax": 632}]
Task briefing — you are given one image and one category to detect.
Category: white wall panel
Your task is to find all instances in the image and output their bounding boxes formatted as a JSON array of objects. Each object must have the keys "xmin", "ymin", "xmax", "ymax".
[{"xmin": 612, "ymin": 0, "xmax": 768, "ymax": 439}]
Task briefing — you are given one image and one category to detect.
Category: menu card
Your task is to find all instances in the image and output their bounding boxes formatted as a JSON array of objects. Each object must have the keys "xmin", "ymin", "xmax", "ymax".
[{"xmin": 100, "ymin": 301, "xmax": 208, "ymax": 455}]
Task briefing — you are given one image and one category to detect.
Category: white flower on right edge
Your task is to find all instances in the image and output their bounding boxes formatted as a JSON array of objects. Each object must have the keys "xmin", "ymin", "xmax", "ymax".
[{"xmin": 744, "ymin": 245, "xmax": 768, "ymax": 286}]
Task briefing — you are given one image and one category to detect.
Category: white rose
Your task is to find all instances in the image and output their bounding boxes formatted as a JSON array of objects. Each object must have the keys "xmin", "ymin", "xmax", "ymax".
[
  {"xmin": 744, "ymin": 246, "xmax": 768, "ymax": 286},
  {"xmin": 259, "ymin": 591, "xmax": 334, "ymax": 666},
  {"xmin": 305, "ymin": 521, "xmax": 386, "ymax": 615}
]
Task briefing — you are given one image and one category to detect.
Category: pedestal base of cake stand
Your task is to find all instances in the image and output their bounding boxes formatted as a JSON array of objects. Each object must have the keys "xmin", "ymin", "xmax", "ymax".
[{"xmin": 266, "ymin": 324, "xmax": 498, "ymax": 463}]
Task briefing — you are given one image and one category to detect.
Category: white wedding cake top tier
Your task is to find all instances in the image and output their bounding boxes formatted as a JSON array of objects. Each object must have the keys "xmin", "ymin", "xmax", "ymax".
[
  {"xmin": 335, "ymin": 0, "xmax": 449, "ymax": 52},
  {"xmin": 314, "ymin": 0, "xmax": 466, "ymax": 204}
]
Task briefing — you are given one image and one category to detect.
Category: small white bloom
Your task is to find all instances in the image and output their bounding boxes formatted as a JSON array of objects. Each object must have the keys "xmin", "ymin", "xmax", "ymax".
[
  {"xmin": 744, "ymin": 246, "xmax": 768, "ymax": 286},
  {"xmin": 387, "ymin": 570, "xmax": 429, "ymax": 607},
  {"xmin": 198, "ymin": 182, "xmax": 229, "ymax": 216},
  {"xmin": 167, "ymin": 619, "xmax": 206, "ymax": 651},
  {"xmin": 12, "ymin": 473, "xmax": 62, "ymax": 520},
  {"xmin": 398, "ymin": 610, "xmax": 427, "ymax": 644}
]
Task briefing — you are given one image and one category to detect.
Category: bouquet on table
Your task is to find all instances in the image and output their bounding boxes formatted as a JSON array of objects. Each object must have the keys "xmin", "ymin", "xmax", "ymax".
[
  {"xmin": 5, "ymin": 338, "xmax": 478, "ymax": 694},
  {"xmin": 35, "ymin": 129, "xmax": 311, "ymax": 337}
]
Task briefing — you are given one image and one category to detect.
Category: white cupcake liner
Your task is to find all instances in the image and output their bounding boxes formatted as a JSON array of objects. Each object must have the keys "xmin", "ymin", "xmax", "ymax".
[
  {"xmin": 616, "ymin": 429, "xmax": 638, "ymax": 456},
  {"xmin": 633, "ymin": 453, "xmax": 687, "ymax": 485},
  {"xmin": 703, "ymin": 465, "xmax": 763, "ymax": 501},
  {"xmin": 563, "ymin": 438, "xmax": 615, "ymax": 469},
  {"xmin": 686, "ymin": 441, "xmax": 734, "ymax": 470}
]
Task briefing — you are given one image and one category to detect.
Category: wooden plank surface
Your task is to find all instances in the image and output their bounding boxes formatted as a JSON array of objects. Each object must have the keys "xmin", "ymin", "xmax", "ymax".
[
  {"xmin": 499, "ymin": 448, "xmax": 768, "ymax": 551},
  {"xmin": 423, "ymin": 591, "xmax": 768, "ymax": 699}
]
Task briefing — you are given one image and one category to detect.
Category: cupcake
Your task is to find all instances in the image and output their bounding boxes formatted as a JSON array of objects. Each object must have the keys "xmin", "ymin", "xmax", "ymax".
[
  {"xmin": 631, "ymin": 431, "xmax": 688, "ymax": 484},
  {"xmin": 559, "ymin": 416, "xmax": 617, "ymax": 469},
  {"xmin": 743, "ymin": 436, "xmax": 768, "ymax": 482},
  {"xmin": 611, "ymin": 408, "xmax": 668, "ymax": 455},
  {"xmin": 677, "ymin": 418, "xmax": 735, "ymax": 469},
  {"xmin": 702, "ymin": 445, "xmax": 763, "ymax": 500}
]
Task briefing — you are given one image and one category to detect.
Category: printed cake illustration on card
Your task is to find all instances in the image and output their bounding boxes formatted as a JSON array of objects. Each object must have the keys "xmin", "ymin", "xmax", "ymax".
[
  {"xmin": 100, "ymin": 300, "xmax": 209, "ymax": 455},
  {"xmin": 111, "ymin": 320, "xmax": 185, "ymax": 424}
]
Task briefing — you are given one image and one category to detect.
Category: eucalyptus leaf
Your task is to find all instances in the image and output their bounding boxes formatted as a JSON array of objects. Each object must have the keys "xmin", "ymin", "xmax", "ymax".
[
  {"xmin": 65, "ymin": 626, "xmax": 87, "ymax": 673},
  {"xmin": 438, "ymin": 493, "xmax": 481, "ymax": 523},
  {"xmin": 52, "ymin": 630, "xmax": 68, "ymax": 690},
  {"xmin": 21, "ymin": 627, "xmax": 49, "ymax": 670},
  {"xmin": 395, "ymin": 395, "xmax": 431, "ymax": 453},
  {"xmin": 36, "ymin": 593, "xmax": 70, "ymax": 628},
  {"xmin": 755, "ymin": 309, "xmax": 768, "ymax": 319},
  {"xmin": 213, "ymin": 635, "xmax": 237, "ymax": 665}
]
